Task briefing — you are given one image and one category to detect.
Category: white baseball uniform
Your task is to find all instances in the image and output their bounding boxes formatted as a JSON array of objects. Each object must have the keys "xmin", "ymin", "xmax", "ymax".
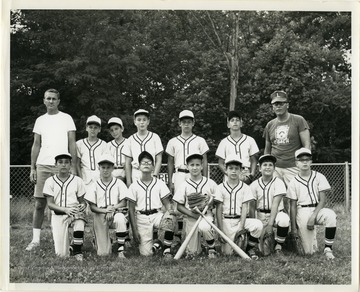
[
  {"xmin": 217, "ymin": 181, "xmax": 263, "ymax": 255},
  {"xmin": 123, "ymin": 131, "xmax": 163, "ymax": 181},
  {"xmin": 107, "ymin": 138, "xmax": 128, "ymax": 179},
  {"xmin": 85, "ymin": 177, "xmax": 129, "ymax": 256},
  {"xmin": 173, "ymin": 177, "xmax": 221, "ymax": 255},
  {"xmin": 76, "ymin": 138, "xmax": 108, "ymax": 186},
  {"xmin": 287, "ymin": 171, "xmax": 337, "ymax": 254},
  {"xmin": 127, "ymin": 178, "xmax": 171, "ymax": 256},
  {"xmin": 43, "ymin": 174, "xmax": 86, "ymax": 257},
  {"xmin": 165, "ymin": 134, "xmax": 209, "ymax": 190},
  {"xmin": 250, "ymin": 177, "xmax": 290, "ymax": 247}
]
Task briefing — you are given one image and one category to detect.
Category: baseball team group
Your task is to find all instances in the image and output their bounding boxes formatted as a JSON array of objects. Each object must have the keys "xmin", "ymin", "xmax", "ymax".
[{"xmin": 24, "ymin": 88, "xmax": 337, "ymax": 262}]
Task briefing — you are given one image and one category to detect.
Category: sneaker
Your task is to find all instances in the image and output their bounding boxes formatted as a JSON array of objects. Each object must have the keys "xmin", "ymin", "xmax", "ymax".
[
  {"xmin": 152, "ymin": 241, "xmax": 162, "ymax": 255},
  {"xmin": 208, "ymin": 249, "xmax": 217, "ymax": 259},
  {"xmin": 247, "ymin": 248, "xmax": 259, "ymax": 260},
  {"xmin": 274, "ymin": 244, "xmax": 283, "ymax": 255},
  {"xmin": 25, "ymin": 241, "xmax": 39, "ymax": 251},
  {"xmin": 75, "ymin": 253, "xmax": 83, "ymax": 262},
  {"xmin": 324, "ymin": 247, "xmax": 335, "ymax": 260},
  {"xmin": 163, "ymin": 251, "xmax": 173, "ymax": 260},
  {"xmin": 118, "ymin": 251, "xmax": 126, "ymax": 259}
]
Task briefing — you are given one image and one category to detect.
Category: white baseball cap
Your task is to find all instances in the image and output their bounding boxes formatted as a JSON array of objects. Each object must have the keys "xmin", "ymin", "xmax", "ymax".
[
  {"xmin": 86, "ymin": 115, "xmax": 101, "ymax": 126},
  {"xmin": 134, "ymin": 109, "xmax": 149, "ymax": 117},
  {"xmin": 55, "ymin": 152, "xmax": 72, "ymax": 161},
  {"xmin": 98, "ymin": 154, "xmax": 115, "ymax": 165},
  {"xmin": 108, "ymin": 117, "xmax": 124, "ymax": 129},
  {"xmin": 225, "ymin": 154, "xmax": 243, "ymax": 166},
  {"xmin": 295, "ymin": 148, "xmax": 312, "ymax": 158},
  {"xmin": 179, "ymin": 110, "xmax": 194, "ymax": 119}
]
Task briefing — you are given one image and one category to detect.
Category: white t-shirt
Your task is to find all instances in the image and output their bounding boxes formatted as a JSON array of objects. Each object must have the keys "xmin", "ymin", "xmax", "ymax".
[{"xmin": 33, "ymin": 111, "xmax": 76, "ymax": 166}]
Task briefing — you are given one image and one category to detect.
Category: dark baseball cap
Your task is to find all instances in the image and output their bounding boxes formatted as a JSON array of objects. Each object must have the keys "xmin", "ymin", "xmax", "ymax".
[
  {"xmin": 185, "ymin": 152, "xmax": 203, "ymax": 164},
  {"xmin": 258, "ymin": 154, "xmax": 277, "ymax": 165},
  {"xmin": 270, "ymin": 91, "xmax": 288, "ymax": 103},
  {"xmin": 227, "ymin": 111, "xmax": 242, "ymax": 121},
  {"xmin": 138, "ymin": 151, "xmax": 154, "ymax": 164}
]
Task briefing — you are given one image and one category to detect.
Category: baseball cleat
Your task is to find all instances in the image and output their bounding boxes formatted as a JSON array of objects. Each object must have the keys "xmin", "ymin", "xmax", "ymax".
[
  {"xmin": 274, "ymin": 244, "xmax": 283, "ymax": 255},
  {"xmin": 163, "ymin": 251, "xmax": 173, "ymax": 260},
  {"xmin": 247, "ymin": 248, "xmax": 259, "ymax": 260},
  {"xmin": 324, "ymin": 247, "xmax": 335, "ymax": 260},
  {"xmin": 75, "ymin": 253, "xmax": 84, "ymax": 262},
  {"xmin": 208, "ymin": 249, "xmax": 218, "ymax": 259},
  {"xmin": 118, "ymin": 251, "xmax": 126, "ymax": 259},
  {"xmin": 25, "ymin": 241, "xmax": 40, "ymax": 251}
]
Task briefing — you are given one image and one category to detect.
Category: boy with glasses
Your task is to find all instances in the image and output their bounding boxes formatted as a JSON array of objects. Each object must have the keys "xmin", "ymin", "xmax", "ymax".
[{"xmin": 286, "ymin": 148, "xmax": 337, "ymax": 260}]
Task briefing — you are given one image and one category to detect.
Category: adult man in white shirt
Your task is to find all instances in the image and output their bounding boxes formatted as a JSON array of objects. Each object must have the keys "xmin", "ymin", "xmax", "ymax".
[{"xmin": 26, "ymin": 89, "xmax": 78, "ymax": 251}]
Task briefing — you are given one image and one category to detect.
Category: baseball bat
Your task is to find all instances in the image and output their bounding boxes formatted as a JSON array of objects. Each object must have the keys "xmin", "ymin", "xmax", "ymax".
[
  {"xmin": 174, "ymin": 197, "xmax": 214, "ymax": 260},
  {"xmin": 195, "ymin": 208, "xmax": 251, "ymax": 260}
]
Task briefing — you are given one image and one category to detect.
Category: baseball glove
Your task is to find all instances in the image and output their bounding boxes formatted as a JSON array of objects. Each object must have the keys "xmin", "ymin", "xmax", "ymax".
[
  {"xmin": 234, "ymin": 229, "xmax": 248, "ymax": 251},
  {"xmin": 64, "ymin": 211, "xmax": 87, "ymax": 225},
  {"xmin": 262, "ymin": 231, "xmax": 275, "ymax": 256},
  {"xmin": 157, "ymin": 211, "xmax": 178, "ymax": 242},
  {"xmin": 187, "ymin": 192, "xmax": 210, "ymax": 212},
  {"xmin": 287, "ymin": 232, "xmax": 305, "ymax": 256}
]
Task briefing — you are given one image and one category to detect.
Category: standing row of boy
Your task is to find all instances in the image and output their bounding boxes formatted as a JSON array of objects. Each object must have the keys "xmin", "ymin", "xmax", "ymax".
[{"xmin": 25, "ymin": 88, "xmax": 337, "ymax": 262}]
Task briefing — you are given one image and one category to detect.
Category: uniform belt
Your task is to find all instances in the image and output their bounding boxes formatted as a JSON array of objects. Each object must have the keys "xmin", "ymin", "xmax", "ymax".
[
  {"xmin": 224, "ymin": 214, "xmax": 241, "ymax": 219},
  {"xmin": 258, "ymin": 209, "xmax": 271, "ymax": 213},
  {"xmin": 177, "ymin": 168, "xmax": 189, "ymax": 173},
  {"xmin": 139, "ymin": 209, "xmax": 158, "ymax": 215},
  {"xmin": 114, "ymin": 166, "xmax": 124, "ymax": 169},
  {"xmin": 301, "ymin": 203, "xmax": 318, "ymax": 208}
]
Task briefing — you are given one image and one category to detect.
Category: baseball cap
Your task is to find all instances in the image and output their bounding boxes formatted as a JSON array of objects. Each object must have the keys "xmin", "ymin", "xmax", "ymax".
[
  {"xmin": 179, "ymin": 110, "xmax": 194, "ymax": 119},
  {"xmin": 134, "ymin": 109, "xmax": 149, "ymax": 118},
  {"xmin": 108, "ymin": 117, "xmax": 124, "ymax": 129},
  {"xmin": 270, "ymin": 90, "xmax": 288, "ymax": 103},
  {"xmin": 86, "ymin": 115, "xmax": 101, "ymax": 126},
  {"xmin": 295, "ymin": 148, "xmax": 312, "ymax": 158},
  {"xmin": 258, "ymin": 154, "xmax": 277, "ymax": 165},
  {"xmin": 138, "ymin": 151, "xmax": 154, "ymax": 164},
  {"xmin": 98, "ymin": 154, "xmax": 115, "ymax": 165},
  {"xmin": 185, "ymin": 152, "xmax": 203, "ymax": 164},
  {"xmin": 55, "ymin": 152, "xmax": 72, "ymax": 162},
  {"xmin": 225, "ymin": 154, "xmax": 243, "ymax": 166},
  {"xmin": 227, "ymin": 111, "xmax": 242, "ymax": 121}
]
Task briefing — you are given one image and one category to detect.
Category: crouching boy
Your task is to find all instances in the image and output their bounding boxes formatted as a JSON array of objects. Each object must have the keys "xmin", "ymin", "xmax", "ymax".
[
  {"xmin": 287, "ymin": 148, "xmax": 337, "ymax": 260},
  {"xmin": 85, "ymin": 154, "xmax": 130, "ymax": 258},
  {"xmin": 216, "ymin": 155, "xmax": 263, "ymax": 260},
  {"xmin": 44, "ymin": 153, "xmax": 87, "ymax": 261},
  {"xmin": 128, "ymin": 151, "xmax": 176, "ymax": 258}
]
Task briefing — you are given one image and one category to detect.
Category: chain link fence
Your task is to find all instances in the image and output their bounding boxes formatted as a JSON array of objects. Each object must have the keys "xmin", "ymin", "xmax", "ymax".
[{"xmin": 10, "ymin": 163, "xmax": 351, "ymax": 224}]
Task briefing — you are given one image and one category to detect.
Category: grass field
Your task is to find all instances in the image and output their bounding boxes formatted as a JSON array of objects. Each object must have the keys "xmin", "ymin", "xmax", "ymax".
[{"xmin": 8, "ymin": 205, "xmax": 352, "ymax": 285}]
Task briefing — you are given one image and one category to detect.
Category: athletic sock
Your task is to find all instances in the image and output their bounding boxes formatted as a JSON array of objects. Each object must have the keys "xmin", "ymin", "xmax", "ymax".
[
  {"xmin": 163, "ymin": 231, "xmax": 174, "ymax": 248},
  {"xmin": 73, "ymin": 231, "xmax": 84, "ymax": 254},
  {"xmin": 32, "ymin": 228, "xmax": 41, "ymax": 243},
  {"xmin": 116, "ymin": 232, "xmax": 127, "ymax": 252},
  {"xmin": 246, "ymin": 235, "xmax": 259, "ymax": 252},
  {"xmin": 206, "ymin": 239, "xmax": 215, "ymax": 249},
  {"xmin": 325, "ymin": 227, "xmax": 336, "ymax": 247}
]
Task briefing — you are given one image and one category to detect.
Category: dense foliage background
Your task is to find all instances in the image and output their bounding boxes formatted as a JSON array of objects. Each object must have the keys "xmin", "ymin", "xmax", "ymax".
[{"xmin": 10, "ymin": 10, "xmax": 351, "ymax": 164}]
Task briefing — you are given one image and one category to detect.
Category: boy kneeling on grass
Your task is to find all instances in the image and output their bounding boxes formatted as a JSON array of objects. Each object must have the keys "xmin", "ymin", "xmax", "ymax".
[
  {"xmin": 44, "ymin": 153, "xmax": 87, "ymax": 261},
  {"xmin": 216, "ymin": 155, "xmax": 263, "ymax": 260},
  {"xmin": 286, "ymin": 148, "xmax": 337, "ymax": 260},
  {"xmin": 85, "ymin": 154, "xmax": 130, "ymax": 258}
]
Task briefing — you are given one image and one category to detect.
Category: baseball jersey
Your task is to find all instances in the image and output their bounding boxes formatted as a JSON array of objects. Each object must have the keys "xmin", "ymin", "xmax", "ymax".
[
  {"xmin": 33, "ymin": 111, "xmax": 76, "ymax": 166},
  {"xmin": 43, "ymin": 174, "xmax": 86, "ymax": 208},
  {"xmin": 263, "ymin": 114, "xmax": 309, "ymax": 168},
  {"xmin": 215, "ymin": 134, "xmax": 259, "ymax": 168},
  {"xmin": 165, "ymin": 134, "xmax": 209, "ymax": 169},
  {"xmin": 85, "ymin": 177, "xmax": 129, "ymax": 208},
  {"xmin": 286, "ymin": 171, "xmax": 331, "ymax": 206},
  {"xmin": 107, "ymin": 138, "xmax": 128, "ymax": 168},
  {"xmin": 173, "ymin": 176, "xmax": 222, "ymax": 209},
  {"xmin": 250, "ymin": 177, "xmax": 286, "ymax": 211},
  {"xmin": 76, "ymin": 138, "xmax": 108, "ymax": 184},
  {"xmin": 122, "ymin": 131, "xmax": 163, "ymax": 169},
  {"xmin": 217, "ymin": 181, "xmax": 255, "ymax": 216},
  {"xmin": 127, "ymin": 178, "xmax": 171, "ymax": 212}
]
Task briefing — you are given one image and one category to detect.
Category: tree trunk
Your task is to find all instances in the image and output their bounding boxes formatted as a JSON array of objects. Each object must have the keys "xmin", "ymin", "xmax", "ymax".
[{"xmin": 228, "ymin": 12, "xmax": 239, "ymax": 111}]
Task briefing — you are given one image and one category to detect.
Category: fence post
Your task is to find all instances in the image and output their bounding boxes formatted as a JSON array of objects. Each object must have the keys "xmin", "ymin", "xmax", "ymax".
[{"xmin": 344, "ymin": 161, "xmax": 350, "ymax": 211}]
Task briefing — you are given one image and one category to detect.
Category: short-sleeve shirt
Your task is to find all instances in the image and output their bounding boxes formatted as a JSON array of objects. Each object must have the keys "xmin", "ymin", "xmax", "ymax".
[
  {"xmin": 217, "ymin": 181, "xmax": 255, "ymax": 216},
  {"xmin": 127, "ymin": 178, "xmax": 170, "ymax": 212},
  {"xmin": 76, "ymin": 138, "xmax": 108, "ymax": 184},
  {"xmin": 263, "ymin": 114, "xmax": 309, "ymax": 168},
  {"xmin": 173, "ymin": 176, "xmax": 222, "ymax": 209},
  {"xmin": 33, "ymin": 111, "xmax": 76, "ymax": 166},
  {"xmin": 85, "ymin": 177, "xmax": 129, "ymax": 208},
  {"xmin": 286, "ymin": 171, "xmax": 331, "ymax": 206},
  {"xmin": 250, "ymin": 177, "xmax": 286, "ymax": 211},
  {"xmin": 165, "ymin": 134, "xmax": 209, "ymax": 169},
  {"xmin": 215, "ymin": 134, "xmax": 259, "ymax": 168},
  {"xmin": 107, "ymin": 138, "xmax": 128, "ymax": 168},
  {"xmin": 122, "ymin": 131, "xmax": 163, "ymax": 169},
  {"xmin": 43, "ymin": 174, "xmax": 86, "ymax": 208}
]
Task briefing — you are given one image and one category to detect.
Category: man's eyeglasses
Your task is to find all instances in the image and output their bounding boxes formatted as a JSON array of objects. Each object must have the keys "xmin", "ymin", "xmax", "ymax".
[
  {"xmin": 140, "ymin": 161, "xmax": 153, "ymax": 165},
  {"xmin": 272, "ymin": 102, "xmax": 288, "ymax": 107}
]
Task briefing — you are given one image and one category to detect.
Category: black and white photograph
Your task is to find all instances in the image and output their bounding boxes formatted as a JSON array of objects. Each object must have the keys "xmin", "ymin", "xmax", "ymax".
[{"xmin": 2, "ymin": 0, "xmax": 359, "ymax": 291}]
